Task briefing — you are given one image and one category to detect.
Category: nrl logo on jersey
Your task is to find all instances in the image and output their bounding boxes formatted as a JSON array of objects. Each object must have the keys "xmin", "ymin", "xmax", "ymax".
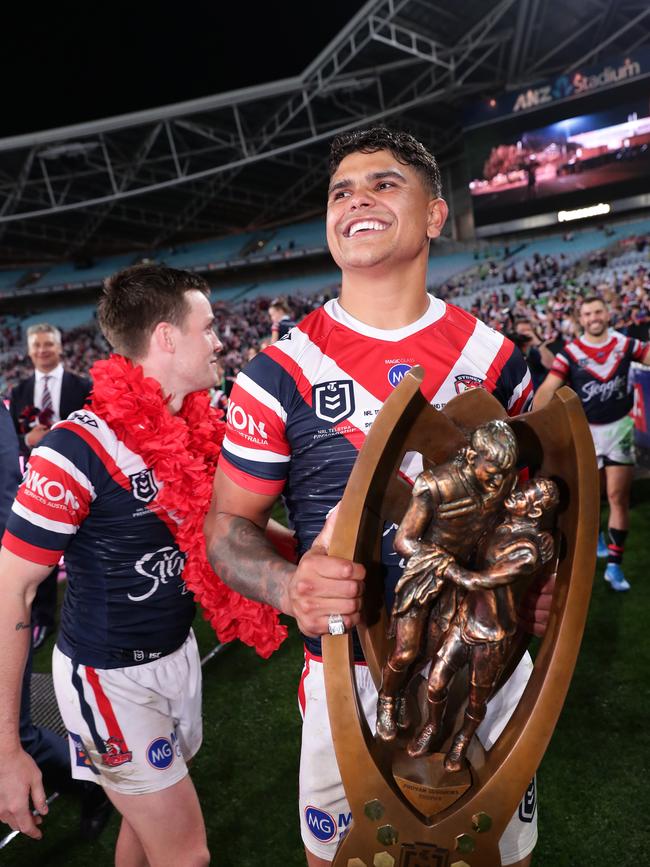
[
  {"xmin": 519, "ymin": 777, "xmax": 537, "ymax": 823},
  {"xmin": 130, "ymin": 468, "xmax": 159, "ymax": 503},
  {"xmin": 313, "ymin": 380, "xmax": 355, "ymax": 424},
  {"xmin": 454, "ymin": 373, "xmax": 484, "ymax": 394}
]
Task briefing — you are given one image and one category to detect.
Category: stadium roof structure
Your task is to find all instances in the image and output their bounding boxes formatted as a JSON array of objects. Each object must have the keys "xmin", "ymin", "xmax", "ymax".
[{"xmin": 1, "ymin": 0, "xmax": 649, "ymax": 264}]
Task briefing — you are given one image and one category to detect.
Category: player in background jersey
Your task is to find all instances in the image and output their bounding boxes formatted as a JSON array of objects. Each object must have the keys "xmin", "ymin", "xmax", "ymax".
[
  {"xmin": 533, "ymin": 295, "xmax": 650, "ymax": 591},
  {"xmin": 0, "ymin": 265, "xmax": 222, "ymax": 865},
  {"xmin": 205, "ymin": 128, "xmax": 547, "ymax": 867},
  {"xmin": 268, "ymin": 297, "xmax": 297, "ymax": 343}
]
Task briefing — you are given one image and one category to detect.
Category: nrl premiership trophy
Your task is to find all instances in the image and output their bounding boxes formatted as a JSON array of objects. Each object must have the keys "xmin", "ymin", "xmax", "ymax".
[{"xmin": 321, "ymin": 366, "xmax": 598, "ymax": 867}]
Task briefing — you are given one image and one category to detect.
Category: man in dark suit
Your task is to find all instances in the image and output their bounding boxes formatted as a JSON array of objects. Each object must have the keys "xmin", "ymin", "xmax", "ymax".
[
  {"xmin": 10, "ymin": 323, "xmax": 92, "ymax": 454},
  {"xmin": 9, "ymin": 323, "xmax": 92, "ymax": 649}
]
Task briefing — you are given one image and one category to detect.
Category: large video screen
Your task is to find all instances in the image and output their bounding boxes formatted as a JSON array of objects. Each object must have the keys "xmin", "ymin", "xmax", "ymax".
[{"xmin": 467, "ymin": 95, "xmax": 650, "ymax": 225}]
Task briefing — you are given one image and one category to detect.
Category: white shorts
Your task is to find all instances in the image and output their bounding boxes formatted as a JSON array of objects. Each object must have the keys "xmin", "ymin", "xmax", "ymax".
[
  {"xmin": 52, "ymin": 630, "xmax": 202, "ymax": 795},
  {"xmin": 590, "ymin": 415, "xmax": 634, "ymax": 468},
  {"xmin": 298, "ymin": 650, "xmax": 538, "ymax": 864}
]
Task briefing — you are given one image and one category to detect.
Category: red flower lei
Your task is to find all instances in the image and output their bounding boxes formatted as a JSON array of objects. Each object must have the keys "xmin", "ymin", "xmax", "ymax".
[{"xmin": 88, "ymin": 354, "xmax": 287, "ymax": 658}]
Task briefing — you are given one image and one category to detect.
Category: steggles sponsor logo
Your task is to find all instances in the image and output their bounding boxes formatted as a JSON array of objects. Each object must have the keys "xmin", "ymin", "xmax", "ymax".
[
  {"xmin": 582, "ymin": 374, "xmax": 627, "ymax": 403},
  {"xmin": 24, "ymin": 469, "xmax": 80, "ymax": 510},
  {"xmin": 130, "ymin": 546, "xmax": 187, "ymax": 602}
]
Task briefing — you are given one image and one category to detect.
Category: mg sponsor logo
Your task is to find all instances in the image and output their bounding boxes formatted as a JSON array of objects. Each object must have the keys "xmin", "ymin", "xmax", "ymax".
[
  {"xmin": 130, "ymin": 546, "xmax": 187, "ymax": 602},
  {"xmin": 25, "ymin": 469, "xmax": 80, "ymax": 510},
  {"xmin": 146, "ymin": 736, "xmax": 175, "ymax": 770},
  {"xmin": 388, "ymin": 363, "xmax": 412, "ymax": 388},
  {"xmin": 227, "ymin": 402, "xmax": 268, "ymax": 440},
  {"xmin": 305, "ymin": 806, "xmax": 337, "ymax": 842}
]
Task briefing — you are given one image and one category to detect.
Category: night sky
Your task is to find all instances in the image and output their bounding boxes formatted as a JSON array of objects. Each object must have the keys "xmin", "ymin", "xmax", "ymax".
[{"xmin": 5, "ymin": 1, "xmax": 368, "ymax": 137}]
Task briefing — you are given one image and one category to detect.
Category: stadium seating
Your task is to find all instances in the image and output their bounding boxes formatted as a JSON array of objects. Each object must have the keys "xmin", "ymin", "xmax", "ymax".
[{"xmin": 25, "ymin": 254, "xmax": 137, "ymax": 292}]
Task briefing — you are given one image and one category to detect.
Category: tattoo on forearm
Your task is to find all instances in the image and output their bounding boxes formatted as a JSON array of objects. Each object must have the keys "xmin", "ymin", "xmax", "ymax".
[
  {"xmin": 15, "ymin": 622, "xmax": 30, "ymax": 631},
  {"xmin": 207, "ymin": 515, "xmax": 292, "ymax": 611}
]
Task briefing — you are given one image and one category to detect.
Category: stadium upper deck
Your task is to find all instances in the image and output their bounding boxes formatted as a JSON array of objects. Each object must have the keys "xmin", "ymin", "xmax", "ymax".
[{"xmin": 0, "ymin": 0, "xmax": 648, "ymax": 265}]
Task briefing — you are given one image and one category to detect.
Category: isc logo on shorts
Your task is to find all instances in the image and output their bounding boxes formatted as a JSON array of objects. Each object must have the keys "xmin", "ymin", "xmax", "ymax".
[
  {"xmin": 147, "ymin": 736, "xmax": 175, "ymax": 770},
  {"xmin": 305, "ymin": 806, "xmax": 337, "ymax": 842}
]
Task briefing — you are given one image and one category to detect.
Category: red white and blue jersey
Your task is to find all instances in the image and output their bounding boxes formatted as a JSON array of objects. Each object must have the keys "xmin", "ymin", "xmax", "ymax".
[
  {"xmin": 548, "ymin": 331, "xmax": 647, "ymax": 424},
  {"xmin": 2, "ymin": 410, "xmax": 195, "ymax": 668},
  {"xmin": 220, "ymin": 297, "xmax": 532, "ymax": 656}
]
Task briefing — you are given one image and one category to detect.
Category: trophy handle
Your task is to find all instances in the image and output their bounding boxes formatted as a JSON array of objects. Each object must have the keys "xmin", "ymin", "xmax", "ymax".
[{"xmin": 323, "ymin": 368, "xmax": 598, "ymax": 866}]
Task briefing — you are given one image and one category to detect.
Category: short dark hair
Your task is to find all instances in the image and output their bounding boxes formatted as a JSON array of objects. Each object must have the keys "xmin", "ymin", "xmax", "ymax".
[
  {"xmin": 328, "ymin": 126, "xmax": 442, "ymax": 198},
  {"xmin": 507, "ymin": 330, "xmax": 533, "ymax": 351},
  {"xmin": 579, "ymin": 294, "xmax": 606, "ymax": 310},
  {"xmin": 98, "ymin": 264, "xmax": 210, "ymax": 359}
]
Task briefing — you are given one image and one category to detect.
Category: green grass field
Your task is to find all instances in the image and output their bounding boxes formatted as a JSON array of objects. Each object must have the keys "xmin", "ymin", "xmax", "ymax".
[{"xmin": 3, "ymin": 481, "xmax": 650, "ymax": 866}]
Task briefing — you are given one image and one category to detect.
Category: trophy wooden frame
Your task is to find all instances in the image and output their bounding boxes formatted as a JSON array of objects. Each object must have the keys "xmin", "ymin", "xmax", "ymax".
[{"xmin": 322, "ymin": 366, "xmax": 598, "ymax": 867}]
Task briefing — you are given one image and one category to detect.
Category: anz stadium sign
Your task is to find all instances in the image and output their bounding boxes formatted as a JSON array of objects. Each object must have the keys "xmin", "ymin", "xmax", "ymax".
[{"xmin": 465, "ymin": 49, "xmax": 649, "ymax": 129}]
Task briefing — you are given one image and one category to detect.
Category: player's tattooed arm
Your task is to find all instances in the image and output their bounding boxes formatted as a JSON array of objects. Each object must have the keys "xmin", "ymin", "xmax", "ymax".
[
  {"xmin": 206, "ymin": 513, "xmax": 294, "ymax": 613},
  {"xmin": 205, "ymin": 468, "xmax": 365, "ymax": 636}
]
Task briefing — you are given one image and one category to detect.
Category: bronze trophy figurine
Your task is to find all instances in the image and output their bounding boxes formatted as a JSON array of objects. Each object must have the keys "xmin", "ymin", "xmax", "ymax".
[
  {"xmin": 377, "ymin": 420, "xmax": 520, "ymax": 755},
  {"xmin": 321, "ymin": 367, "xmax": 598, "ymax": 867}
]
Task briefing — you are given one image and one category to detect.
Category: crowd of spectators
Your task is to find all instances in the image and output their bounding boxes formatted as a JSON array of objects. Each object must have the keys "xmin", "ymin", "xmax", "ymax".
[
  {"xmin": 464, "ymin": 249, "xmax": 649, "ymax": 351},
  {"xmin": 2, "ymin": 231, "xmax": 648, "ymax": 403},
  {"xmin": 0, "ymin": 292, "xmax": 329, "ymax": 402},
  {"xmin": 0, "ymin": 318, "xmax": 22, "ymax": 354}
]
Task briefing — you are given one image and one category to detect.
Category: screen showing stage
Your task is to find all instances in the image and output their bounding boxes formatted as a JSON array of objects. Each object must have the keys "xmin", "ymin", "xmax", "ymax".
[{"xmin": 466, "ymin": 94, "xmax": 650, "ymax": 226}]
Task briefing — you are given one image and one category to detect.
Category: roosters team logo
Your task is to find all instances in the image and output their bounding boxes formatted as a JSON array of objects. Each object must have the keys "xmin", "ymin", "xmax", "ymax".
[
  {"xmin": 101, "ymin": 736, "xmax": 133, "ymax": 767},
  {"xmin": 454, "ymin": 374, "xmax": 484, "ymax": 394}
]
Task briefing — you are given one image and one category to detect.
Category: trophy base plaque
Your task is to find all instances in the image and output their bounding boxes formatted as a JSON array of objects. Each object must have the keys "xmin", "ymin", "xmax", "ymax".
[{"xmin": 393, "ymin": 752, "xmax": 472, "ymax": 818}]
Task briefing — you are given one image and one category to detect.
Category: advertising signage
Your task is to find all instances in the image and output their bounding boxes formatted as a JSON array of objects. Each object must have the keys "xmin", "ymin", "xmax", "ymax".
[{"xmin": 464, "ymin": 48, "xmax": 650, "ymax": 130}]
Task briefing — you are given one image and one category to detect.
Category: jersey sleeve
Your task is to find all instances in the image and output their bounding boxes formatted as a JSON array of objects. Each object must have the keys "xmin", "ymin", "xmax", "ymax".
[
  {"xmin": 630, "ymin": 338, "xmax": 649, "ymax": 362},
  {"xmin": 218, "ymin": 354, "xmax": 292, "ymax": 496},
  {"xmin": 548, "ymin": 349, "xmax": 570, "ymax": 381},
  {"xmin": 2, "ymin": 427, "xmax": 96, "ymax": 565},
  {"xmin": 493, "ymin": 342, "xmax": 533, "ymax": 416}
]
